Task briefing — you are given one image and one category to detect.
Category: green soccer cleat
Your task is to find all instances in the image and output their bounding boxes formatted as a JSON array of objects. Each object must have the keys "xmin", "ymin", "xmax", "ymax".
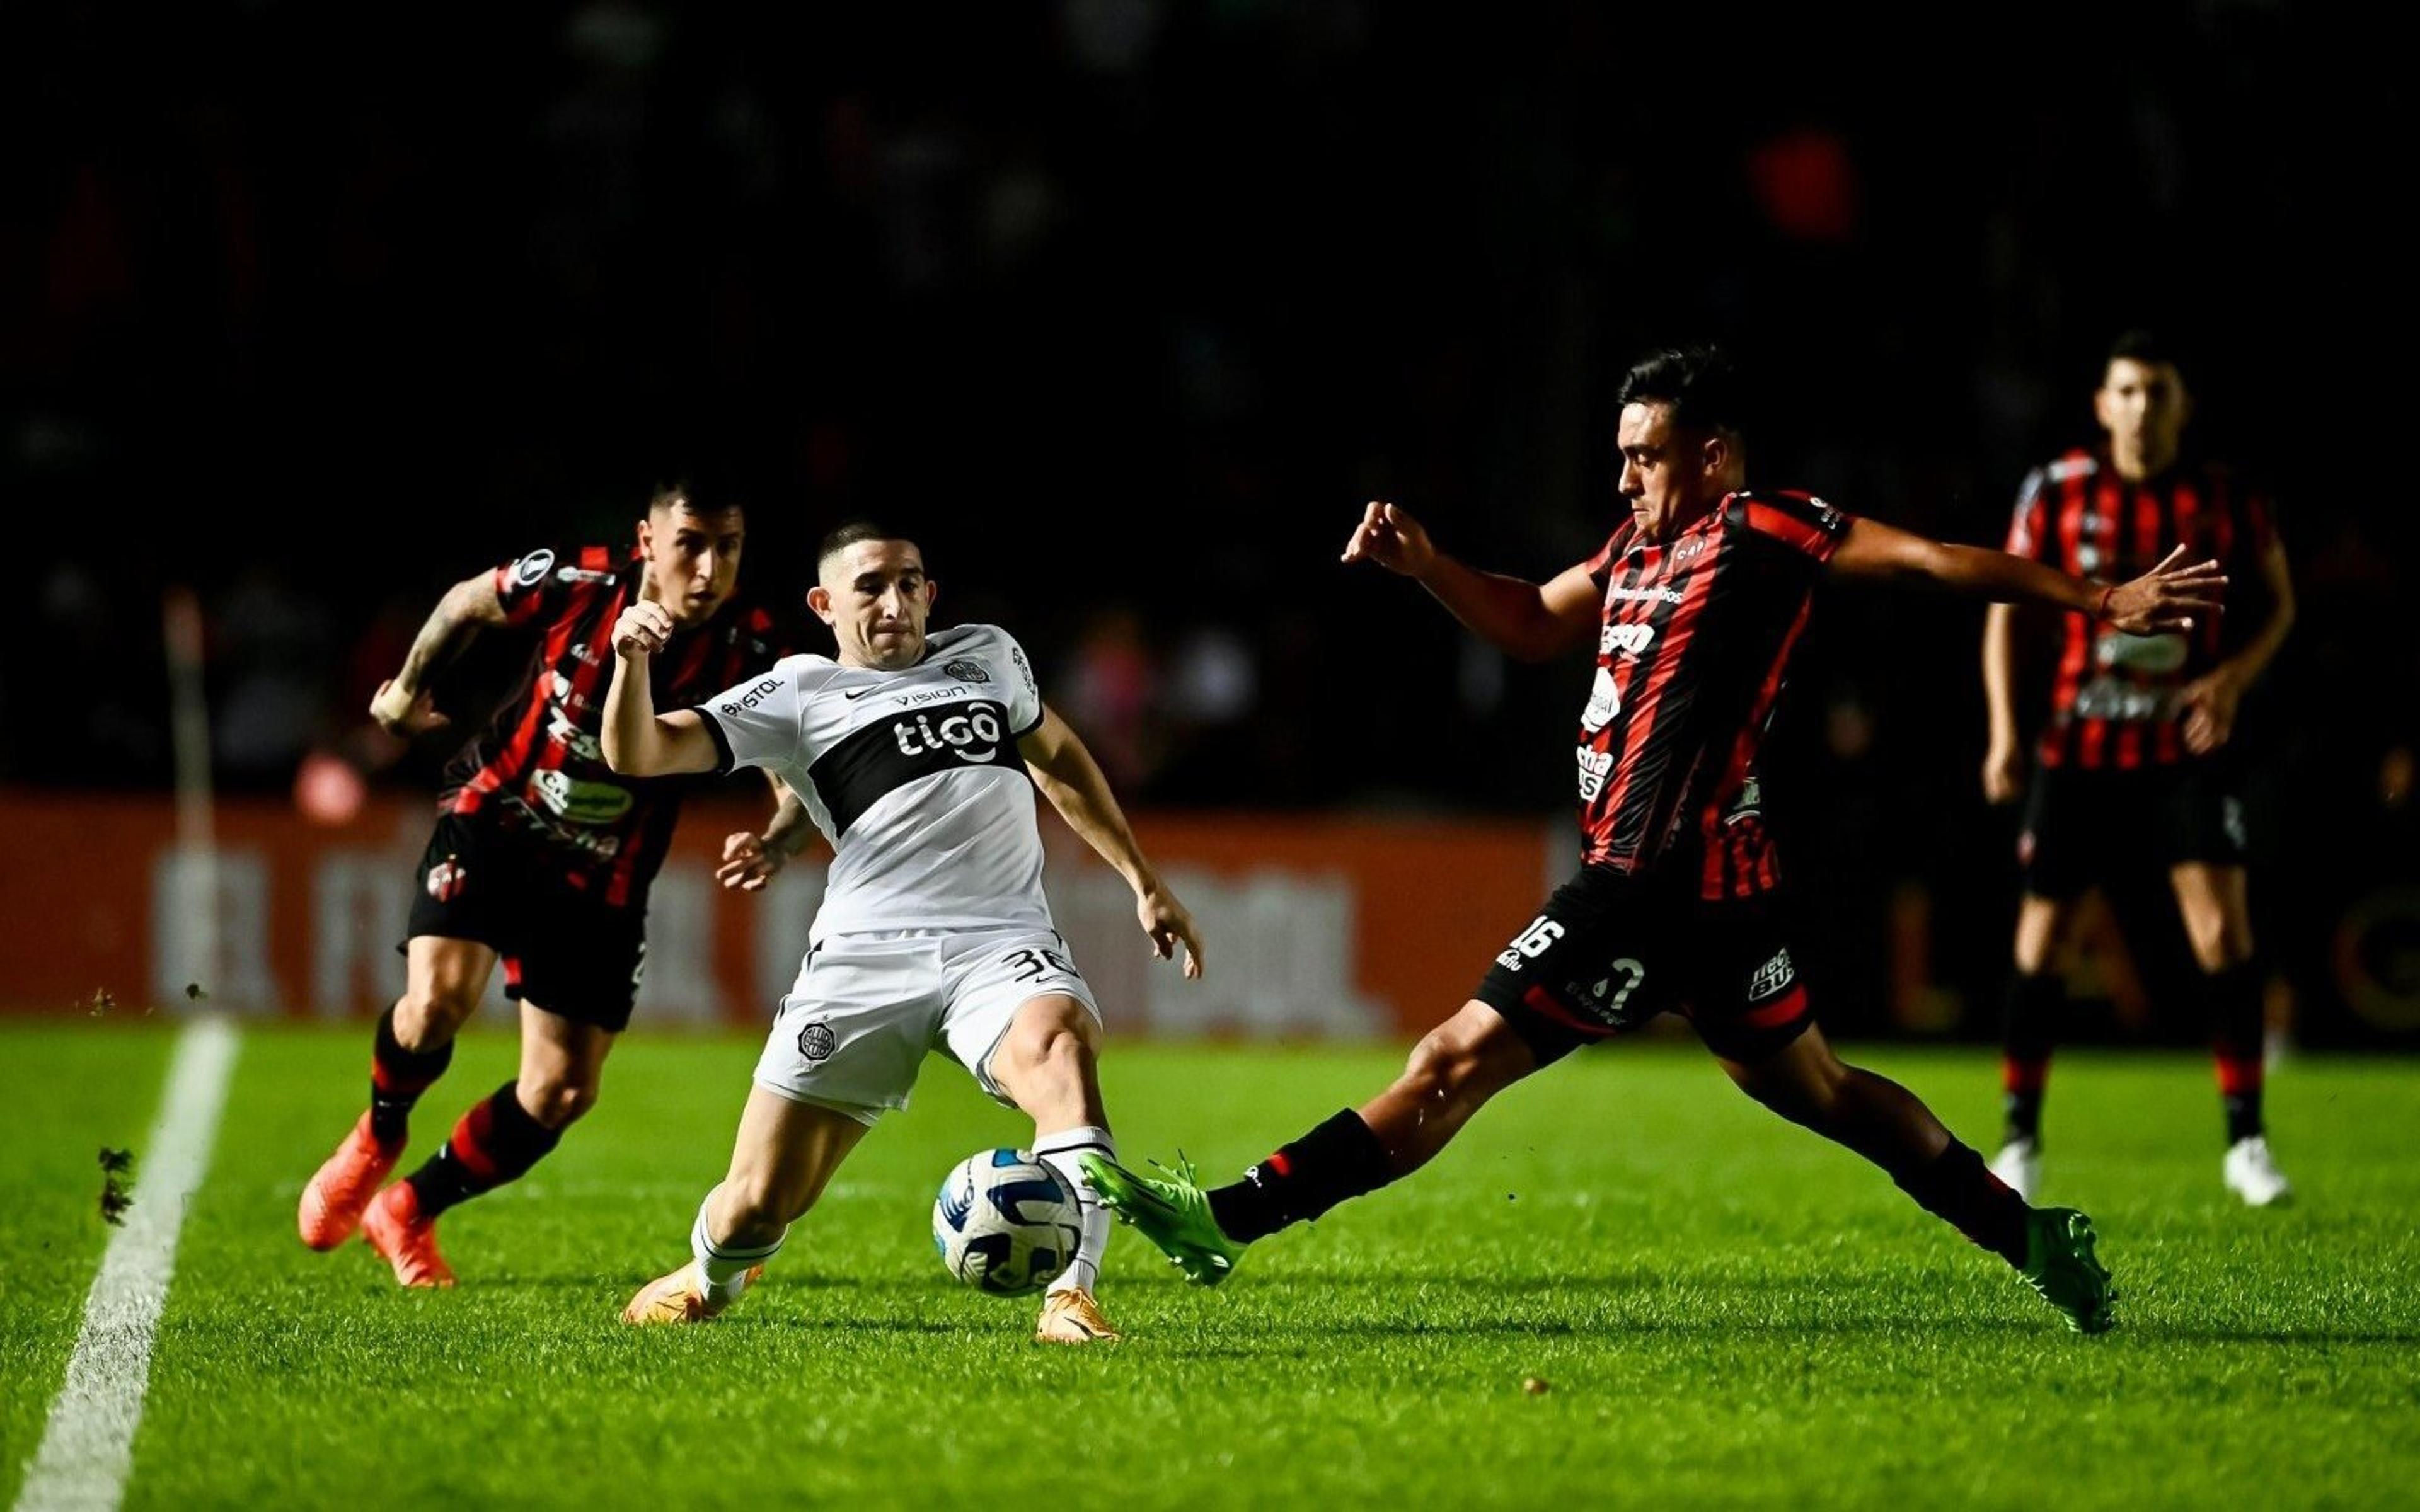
[
  {"xmin": 2020, "ymin": 1206, "xmax": 2116, "ymax": 1334},
  {"xmin": 1078, "ymin": 1153, "xmax": 1245, "ymax": 1286}
]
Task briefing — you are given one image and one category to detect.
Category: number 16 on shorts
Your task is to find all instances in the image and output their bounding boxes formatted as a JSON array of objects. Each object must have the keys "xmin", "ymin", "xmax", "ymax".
[{"xmin": 1496, "ymin": 917, "xmax": 1565, "ymax": 970}]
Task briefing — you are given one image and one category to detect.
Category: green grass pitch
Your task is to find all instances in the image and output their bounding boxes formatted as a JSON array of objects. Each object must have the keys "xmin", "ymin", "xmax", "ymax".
[{"xmin": 4, "ymin": 1020, "xmax": 2416, "ymax": 1509}]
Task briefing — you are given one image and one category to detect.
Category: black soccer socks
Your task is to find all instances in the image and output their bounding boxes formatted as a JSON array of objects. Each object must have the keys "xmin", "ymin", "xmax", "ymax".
[
  {"xmin": 370, "ymin": 1006, "xmax": 456, "ymax": 1147},
  {"xmin": 2204, "ymin": 960, "xmax": 2266, "ymax": 1145},
  {"xmin": 1895, "ymin": 1140, "xmax": 2031, "ymax": 1268},
  {"xmin": 1999, "ymin": 972, "xmax": 2065, "ymax": 1145},
  {"xmin": 1207, "ymin": 1109, "xmax": 1397, "ymax": 1244},
  {"xmin": 404, "ymin": 1081, "xmax": 563, "ymax": 1218}
]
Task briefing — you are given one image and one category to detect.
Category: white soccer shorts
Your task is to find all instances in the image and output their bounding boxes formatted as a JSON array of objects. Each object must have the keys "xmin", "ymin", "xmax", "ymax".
[{"xmin": 753, "ymin": 926, "xmax": 1100, "ymax": 1125}]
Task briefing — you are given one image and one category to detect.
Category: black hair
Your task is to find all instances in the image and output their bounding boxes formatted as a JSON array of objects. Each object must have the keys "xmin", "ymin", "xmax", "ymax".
[
  {"xmin": 1614, "ymin": 344, "xmax": 1749, "ymax": 439},
  {"xmin": 649, "ymin": 479, "xmax": 743, "ymax": 517},
  {"xmin": 2106, "ymin": 328, "xmax": 2186, "ymax": 377},
  {"xmin": 816, "ymin": 520, "xmax": 920, "ymax": 570}
]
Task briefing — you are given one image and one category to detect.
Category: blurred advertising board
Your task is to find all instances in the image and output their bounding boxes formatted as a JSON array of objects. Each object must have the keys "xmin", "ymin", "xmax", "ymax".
[{"xmin": 0, "ymin": 794, "xmax": 1559, "ymax": 1039}]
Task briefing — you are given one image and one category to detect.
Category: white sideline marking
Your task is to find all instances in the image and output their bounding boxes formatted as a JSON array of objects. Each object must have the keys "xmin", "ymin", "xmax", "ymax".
[{"xmin": 16, "ymin": 1017, "xmax": 241, "ymax": 1512}]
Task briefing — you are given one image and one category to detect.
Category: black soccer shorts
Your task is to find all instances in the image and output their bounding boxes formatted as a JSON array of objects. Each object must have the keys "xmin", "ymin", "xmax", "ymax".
[
  {"xmin": 1475, "ymin": 866, "xmax": 1814, "ymax": 1066},
  {"xmin": 2017, "ymin": 759, "xmax": 2249, "ymax": 901},
  {"xmin": 403, "ymin": 811, "xmax": 649, "ymax": 1032}
]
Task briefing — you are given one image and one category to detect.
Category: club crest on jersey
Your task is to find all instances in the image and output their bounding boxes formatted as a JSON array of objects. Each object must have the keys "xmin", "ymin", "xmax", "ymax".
[
  {"xmin": 942, "ymin": 658, "xmax": 991, "ymax": 684},
  {"xmin": 798, "ymin": 1020, "xmax": 836, "ymax": 1063},
  {"xmin": 425, "ymin": 859, "xmax": 467, "ymax": 903},
  {"xmin": 510, "ymin": 549, "xmax": 555, "ymax": 587},
  {"xmin": 894, "ymin": 707, "xmax": 1006, "ymax": 762}
]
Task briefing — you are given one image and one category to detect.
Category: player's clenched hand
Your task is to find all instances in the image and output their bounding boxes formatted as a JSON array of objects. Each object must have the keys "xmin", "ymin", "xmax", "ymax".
[
  {"xmin": 1982, "ymin": 738, "xmax": 2024, "ymax": 805},
  {"xmin": 369, "ymin": 679, "xmax": 449, "ymax": 736},
  {"xmin": 2102, "ymin": 544, "xmax": 2225, "ymax": 636},
  {"xmin": 614, "ymin": 601, "xmax": 676, "ymax": 660},
  {"xmin": 2179, "ymin": 670, "xmax": 2244, "ymax": 755},
  {"xmin": 1138, "ymin": 883, "xmax": 1204, "ymax": 980},
  {"xmin": 1340, "ymin": 501, "xmax": 1436, "ymax": 578},
  {"xmin": 716, "ymin": 830, "xmax": 785, "ymax": 891}
]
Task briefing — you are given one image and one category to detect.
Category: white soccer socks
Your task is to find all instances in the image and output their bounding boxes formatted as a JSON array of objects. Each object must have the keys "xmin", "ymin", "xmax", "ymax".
[
  {"xmin": 1034, "ymin": 1126, "xmax": 1115, "ymax": 1295},
  {"xmin": 691, "ymin": 1186, "xmax": 786, "ymax": 1306}
]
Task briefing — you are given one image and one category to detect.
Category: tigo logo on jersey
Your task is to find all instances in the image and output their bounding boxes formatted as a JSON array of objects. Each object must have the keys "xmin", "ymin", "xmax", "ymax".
[{"xmin": 894, "ymin": 707, "xmax": 1006, "ymax": 762}]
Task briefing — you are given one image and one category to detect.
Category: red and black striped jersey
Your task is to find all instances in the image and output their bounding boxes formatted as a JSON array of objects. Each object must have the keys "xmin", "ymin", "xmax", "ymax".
[
  {"xmin": 442, "ymin": 545, "xmax": 795, "ymax": 908},
  {"xmin": 1575, "ymin": 490, "xmax": 1850, "ymax": 901},
  {"xmin": 2005, "ymin": 449, "xmax": 2274, "ymax": 770}
]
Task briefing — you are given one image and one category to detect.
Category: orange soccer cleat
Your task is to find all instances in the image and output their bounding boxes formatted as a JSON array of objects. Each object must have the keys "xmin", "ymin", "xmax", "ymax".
[
  {"xmin": 360, "ymin": 1181, "xmax": 456, "ymax": 1288},
  {"xmin": 620, "ymin": 1261, "xmax": 764, "ymax": 1324},
  {"xmin": 297, "ymin": 1113, "xmax": 402, "ymax": 1251},
  {"xmin": 1034, "ymin": 1286, "xmax": 1121, "ymax": 1344}
]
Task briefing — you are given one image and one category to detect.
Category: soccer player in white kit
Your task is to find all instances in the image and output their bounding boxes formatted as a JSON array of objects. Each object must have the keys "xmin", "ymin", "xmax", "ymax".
[{"xmin": 599, "ymin": 522, "xmax": 1204, "ymax": 1343}]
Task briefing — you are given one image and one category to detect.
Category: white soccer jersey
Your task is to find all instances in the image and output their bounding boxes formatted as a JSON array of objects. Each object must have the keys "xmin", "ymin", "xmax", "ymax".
[{"xmin": 693, "ymin": 624, "xmax": 1052, "ymax": 942}]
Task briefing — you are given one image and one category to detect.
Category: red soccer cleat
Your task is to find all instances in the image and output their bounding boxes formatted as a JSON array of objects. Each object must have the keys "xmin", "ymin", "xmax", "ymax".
[
  {"xmin": 361, "ymin": 1182, "xmax": 457, "ymax": 1289},
  {"xmin": 297, "ymin": 1113, "xmax": 401, "ymax": 1252}
]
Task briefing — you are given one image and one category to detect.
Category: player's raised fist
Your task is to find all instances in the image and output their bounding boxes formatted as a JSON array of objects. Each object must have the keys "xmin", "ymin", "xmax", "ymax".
[
  {"xmin": 2101, "ymin": 544, "xmax": 2225, "ymax": 636},
  {"xmin": 369, "ymin": 679, "xmax": 449, "ymax": 736},
  {"xmin": 1340, "ymin": 500, "xmax": 1436, "ymax": 578},
  {"xmin": 614, "ymin": 601, "xmax": 676, "ymax": 660}
]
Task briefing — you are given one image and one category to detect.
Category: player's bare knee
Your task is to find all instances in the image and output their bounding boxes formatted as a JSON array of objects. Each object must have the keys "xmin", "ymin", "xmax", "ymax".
[
  {"xmin": 2178, "ymin": 910, "xmax": 2250, "ymax": 972},
  {"xmin": 519, "ymin": 1075, "xmax": 597, "ymax": 1130},
  {"xmin": 994, "ymin": 1007, "xmax": 1097, "ymax": 1099},
  {"xmin": 395, "ymin": 983, "xmax": 478, "ymax": 1050}
]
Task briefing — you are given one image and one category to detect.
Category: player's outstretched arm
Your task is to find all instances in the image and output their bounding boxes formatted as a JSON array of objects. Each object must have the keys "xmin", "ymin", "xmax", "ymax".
[
  {"xmin": 1342, "ymin": 500, "xmax": 1600, "ymax": 663},
  {"xmin": 1018, "ymin": 705, "xmax": 1204, "ymax": 979},
  {"xmin": 600, "ymin": 601, "xmax": 722, "ymax": 776},
  {"xmin": 1828, "ymin": 517, "xmax": 2226, "ymax": 634},
  {"xmin": 369, "ymin": 571, "xmax": 509, "ymax": 735}
]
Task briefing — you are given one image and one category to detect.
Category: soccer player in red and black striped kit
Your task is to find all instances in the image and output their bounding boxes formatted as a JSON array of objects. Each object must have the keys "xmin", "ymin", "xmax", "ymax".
[
  {"xmin": 1983, "ymin": 333, "xmax": 2296, "ymax": 1207},
  {"xmin": 297, "ymin": 483, "xmax": 804, "ymax": 1286},
  {"xmin": 1085, "ymin": 346, "xmax": 2227, "ymax": 1333}
]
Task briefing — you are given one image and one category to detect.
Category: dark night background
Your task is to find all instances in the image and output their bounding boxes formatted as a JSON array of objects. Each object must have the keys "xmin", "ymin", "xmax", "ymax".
[{"xmin": 5, "ymin": 1, "xmax": 2413, "ymax": 1041}]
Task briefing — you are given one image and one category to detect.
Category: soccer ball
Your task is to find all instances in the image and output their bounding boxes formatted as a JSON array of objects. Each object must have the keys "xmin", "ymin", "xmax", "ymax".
[{"xmin": 932, "ymin": 1148, "xmax": 1082, "ymax": 1297}]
